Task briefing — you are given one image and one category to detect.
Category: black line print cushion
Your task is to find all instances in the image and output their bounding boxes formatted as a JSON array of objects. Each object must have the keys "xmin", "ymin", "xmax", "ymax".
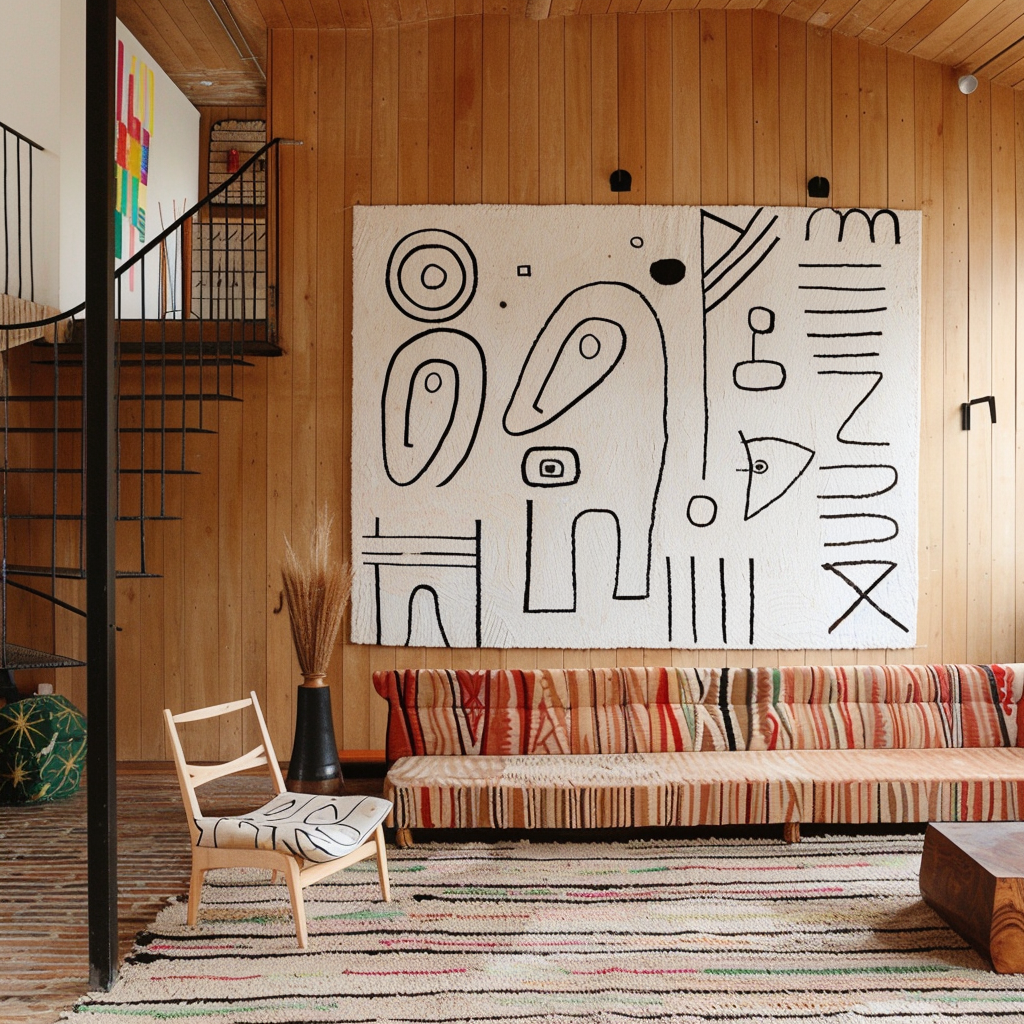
[{"xmin": 194, "ymin": 794, "xmax": 392, "ymax": 864}]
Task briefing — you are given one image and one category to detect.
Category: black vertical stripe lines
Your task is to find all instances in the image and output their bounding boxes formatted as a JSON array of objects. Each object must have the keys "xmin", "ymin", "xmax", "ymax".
[
  {"xmin": 690, "ymin": 555, "xmax": 698, "ymax": 644},
  {"xmin": 666, "ymin": 556, "xmax": 673, "ymax": 644},
  {"xmin": 474, "ymin": 518, "xmax": 482, "ymax": 647},
  {"xmin": 719, "ymin": 557, "xmax": 728, "ymax": 645},
  {"xmin": 748, "ymin": 557, "xmax": 755, "ymax": 645},
  {"xmin": 720, "ymin": 666, "xmax": 736, "ymax": 751},
  {"xmin": 982, "ymin": 665, "xmax": 1012, "ymax": 748}
]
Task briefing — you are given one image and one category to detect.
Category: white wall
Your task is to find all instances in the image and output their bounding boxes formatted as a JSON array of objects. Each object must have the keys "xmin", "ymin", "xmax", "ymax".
[
  {"xmin": 0, "ymin": 0, "xmax": 62, "ymax": 308},
  {"xmin": 0, "ymin": 0, "xmax": 200, "ymax": 314}
]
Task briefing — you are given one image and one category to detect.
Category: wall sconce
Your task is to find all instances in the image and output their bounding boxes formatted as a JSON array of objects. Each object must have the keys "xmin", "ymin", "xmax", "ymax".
[
  {"xmin": 807, "ymin": 176, "xmax": 830, "ymax": 199},
  {"xmin": 961, "ymin": 396, "xmax": 996, "ymax": 431},
  {"xmin": 958, "ymin": 31, "xmax": 1024, "ymax": 95},
  {"xmin": 609, "ymin": 169, "xmax": 632, "ymax": 193}
]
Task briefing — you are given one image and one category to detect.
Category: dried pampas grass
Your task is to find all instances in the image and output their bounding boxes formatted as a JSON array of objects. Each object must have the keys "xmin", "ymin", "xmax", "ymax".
[{"xmin": 281, "ymin": 507, "xmax": 353, "ymax": 679}]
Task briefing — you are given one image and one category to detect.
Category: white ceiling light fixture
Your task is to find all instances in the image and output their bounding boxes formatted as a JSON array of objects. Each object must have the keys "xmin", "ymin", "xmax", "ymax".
[{"xmin": 957, "ymin": 31, "xmax": 1024, "ymax": 96}]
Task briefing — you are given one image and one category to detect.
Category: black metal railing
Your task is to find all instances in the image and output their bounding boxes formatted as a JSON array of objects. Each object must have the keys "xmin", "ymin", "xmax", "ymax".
[
  {"xmin": 0, "ymin": 137, "xmax": 287, "ymax": 672},
  {"xmin": 2, "ymin": 120, "xmax": 44, "ymax": 303}
]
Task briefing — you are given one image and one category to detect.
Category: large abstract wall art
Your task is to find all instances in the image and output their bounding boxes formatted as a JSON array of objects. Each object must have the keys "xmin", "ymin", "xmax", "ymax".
[
  {"xmin": 115, "ymin": 40, "xmax": 155, "ymax": 281},
  {"xmin": 351, "ymin": 205, "xmax": 920, "ymax": 650}
]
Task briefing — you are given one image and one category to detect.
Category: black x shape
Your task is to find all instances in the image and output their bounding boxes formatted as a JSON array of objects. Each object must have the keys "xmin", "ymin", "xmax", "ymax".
[{"xmin": 822, "ymin": 560, "xmax": 909, "ymax": 635}]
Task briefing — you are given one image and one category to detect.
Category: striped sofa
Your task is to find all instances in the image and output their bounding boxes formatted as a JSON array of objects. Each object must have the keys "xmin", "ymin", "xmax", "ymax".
[{"xmin": 372, "ymin": 665, "xmax": 1024, "ymax": 844}]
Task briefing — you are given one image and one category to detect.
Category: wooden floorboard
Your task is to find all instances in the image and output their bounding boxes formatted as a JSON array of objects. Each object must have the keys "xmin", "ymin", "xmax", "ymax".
[{"xmin": 0, "ymin": 766, "xmax": 384, "ymax": 1024}]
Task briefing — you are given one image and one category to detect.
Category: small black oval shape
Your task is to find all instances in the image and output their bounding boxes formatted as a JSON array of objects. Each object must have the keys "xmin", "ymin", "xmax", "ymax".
[{"xmin": 650, "ymin": 258, "xmax": 685, "ymax": 285}]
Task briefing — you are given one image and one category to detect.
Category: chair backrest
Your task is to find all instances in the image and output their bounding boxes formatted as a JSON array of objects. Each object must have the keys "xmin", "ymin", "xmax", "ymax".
[{"xmin": 163, "ymin": 691, "xmax": 285, "ymax": 842}]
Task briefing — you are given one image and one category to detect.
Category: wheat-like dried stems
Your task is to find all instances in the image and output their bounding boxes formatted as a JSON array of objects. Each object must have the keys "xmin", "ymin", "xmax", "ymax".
[{"xmin": 281, "ymin": 508, "xmax": 353, "ymax": 679}]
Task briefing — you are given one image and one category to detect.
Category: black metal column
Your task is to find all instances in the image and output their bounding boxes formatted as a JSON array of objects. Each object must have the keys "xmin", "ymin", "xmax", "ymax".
[{"xmin": 85, "ymin": 0, "xmax": 118, "ymax": 992}]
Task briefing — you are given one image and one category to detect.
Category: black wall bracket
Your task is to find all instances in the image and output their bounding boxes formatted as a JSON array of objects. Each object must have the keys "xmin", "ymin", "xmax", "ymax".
[
  {"xmin": 961, "ymin": 396, "xmax": 996, "ymax": 430},
  {"xmin": 610, "ymin": 169, "xmax": 632, "ymax": 192},
  {"xmin": 807, "ymin": 176, "xmax": 830, "ymax": 198}
]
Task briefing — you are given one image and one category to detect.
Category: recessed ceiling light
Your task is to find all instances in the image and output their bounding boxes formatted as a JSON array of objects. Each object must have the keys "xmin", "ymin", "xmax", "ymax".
[{"xmin": 200, "ymin": 80, "xmax": 214, "ymax": 87}]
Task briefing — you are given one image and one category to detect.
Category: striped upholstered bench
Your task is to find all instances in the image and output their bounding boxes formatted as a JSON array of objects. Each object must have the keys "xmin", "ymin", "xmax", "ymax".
[{"xmin": 372, "ymin": 665, "xmax": 1024, "ymax": 845}]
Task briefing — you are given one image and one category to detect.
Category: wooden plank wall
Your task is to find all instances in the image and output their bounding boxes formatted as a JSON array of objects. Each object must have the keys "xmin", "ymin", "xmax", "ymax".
[{"xmin": 29, "ymin": 10, "xmax": 1024, "ymax": 760}]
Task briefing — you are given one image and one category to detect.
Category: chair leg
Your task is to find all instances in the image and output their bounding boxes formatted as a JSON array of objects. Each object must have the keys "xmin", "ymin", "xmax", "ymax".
[
  {"xmin": 374, "ymin": 824, "xmax": 391, "ymax": 902},
  {"xmin": 783, "ymin": 822, "xmax": 801, "ymax": 844},
  {"xmin": 270, "ymin": 870, "xmax": 280, "ymax": 885},
  {"xmin": 283, "ymin": 858, "xmax": 308, "ymax": 949},
  {"xmin": 396, "ymin": 827, "xmax": 413, "ymax": 848},
  {"xmin": 187, "ymin": 861, "xmax": 206, "ymax": 927}
]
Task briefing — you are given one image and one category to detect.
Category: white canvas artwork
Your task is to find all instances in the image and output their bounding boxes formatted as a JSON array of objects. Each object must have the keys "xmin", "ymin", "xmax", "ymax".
[{"xmin": 351, "ymin": 204, "xmax": 920, "ymax": 650}]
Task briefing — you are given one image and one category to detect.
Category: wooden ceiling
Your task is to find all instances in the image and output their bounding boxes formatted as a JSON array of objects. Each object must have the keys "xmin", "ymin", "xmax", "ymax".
[{"xmin": 121, "ymin": 0, "xmax": 1024, "ymax": 107}]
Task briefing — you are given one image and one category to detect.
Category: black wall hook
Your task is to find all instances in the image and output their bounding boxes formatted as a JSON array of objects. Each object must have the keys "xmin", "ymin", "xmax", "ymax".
[
  {"xmin": 609, "ymin": 169, "xmax": 632, "ymax": 192},
  {"xmin": 961, "ymin": 396, "xmax": 996, "ymax": 430}
]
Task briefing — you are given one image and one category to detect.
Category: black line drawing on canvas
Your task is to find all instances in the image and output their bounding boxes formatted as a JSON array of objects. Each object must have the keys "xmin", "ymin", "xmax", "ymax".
[
  {"xmin": 720, "ymin": 557, "xmax": 728, "ymax": 644},
  {"xmin": 686, "ymin": 494, "xmax": 718, "ymax": 528},
  {"xmin": 822, "ymin": 559, "xmax": 909, "ymax": 634},
  {"xmin": 666, "ymin": 556, "xmax": 673, "ymax": 644},
  {"xmin": 699, "ymin": 208, "xmax": 782, "ymax": 479},
  {"xmin": 405, "ymin": 586, "xmax": 450, "ymax": 647},
  {"xmin": 362, "ymin": 519, "xmax": 482, "ymax": 647},
  {"xmin": 523, "ymin": 502, "xmax": 653, "ymax": 613},
  {"xmin": 804, "ymin": 208, "xmax": 901, "ymax": 244},
  {"xmin": 733, "ymin": 306, "xmax": 786, "ymax": 391},
  {"xmin": 748, "ymin": 558, "xmax": 755, "ymax": 646},
  {"xmin": 386, "ymin": 229, "xmax": 478, "ymax": 322},
  {"xmin": 690, "ymin": 555, "xmax": 698, "ymax": 645},
  {"xmin": 820, "ymin": 512, "xmax": 900, "ymax": 547},
  {"xmin": 818, "ymin": 464, "xmax": 899, "ymax": 500},
  {"xmin": 381, "ymin": 329, "xmax": 486, "ymax": 487},
  {"xmin": 521, "ymin": 447, "xmax": 581, "ymax": 487},
  {"xmin": 738, "ymin": 432, "xmax": 815, "ymax": 520},
  {"xmin": 506, "ymin": 282, "xmax": 668, "ymax": 613},
  {"xmin": 817, "ymin": 370, "xmax": 890, "ymax": 447}
]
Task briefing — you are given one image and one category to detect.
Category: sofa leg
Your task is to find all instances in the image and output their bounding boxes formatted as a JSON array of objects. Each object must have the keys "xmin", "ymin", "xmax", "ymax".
[
  {"xmin": 783, "ymin": 822, "xmax": 801, "ymax": 844},
  {"xmin": 396, "ymin": 827, "xmax": 414, "ymax": 849}
]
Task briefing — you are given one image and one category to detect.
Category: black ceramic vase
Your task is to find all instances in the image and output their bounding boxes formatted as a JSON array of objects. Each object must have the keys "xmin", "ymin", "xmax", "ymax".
[{"xmin": 286, "ymin": 678, "xmax": 343, "ymax": 794}]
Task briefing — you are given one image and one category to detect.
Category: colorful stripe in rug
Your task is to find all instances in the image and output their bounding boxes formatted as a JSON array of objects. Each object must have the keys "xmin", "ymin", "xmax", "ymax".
[{"xmin": 70, "ymin": 835, "xmax": 1024, "ymax": 1023}]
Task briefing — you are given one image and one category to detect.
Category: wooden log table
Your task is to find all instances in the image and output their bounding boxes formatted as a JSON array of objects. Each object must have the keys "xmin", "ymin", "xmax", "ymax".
[{"xmin": 919, "ymin": 822, "xmax": 1024, "ymax": 973}]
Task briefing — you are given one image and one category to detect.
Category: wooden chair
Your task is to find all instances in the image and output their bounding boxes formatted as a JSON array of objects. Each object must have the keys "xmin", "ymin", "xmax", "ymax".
[{"xmin": 163, "ymin": 692, "xmax": 392, "ymax": 948}]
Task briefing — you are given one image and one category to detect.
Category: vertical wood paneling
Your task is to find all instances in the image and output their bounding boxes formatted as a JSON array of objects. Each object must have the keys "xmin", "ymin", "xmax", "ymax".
[
  {"xmin": 617, "ymin": 13, "xmax": 646, "ymax": 204},
  {"xmin": 700, "ymin": 10, "xmax": 728, "ymax": 205},
  {"xmin": 916, "ymin": 56, "xmax": 944, "ymax": 666},
  {"xmin": 592, "ymin": 14, "xmax": 619, "ymax": 203},
  {"xmin": 565, "ymin": 15, "xmax": 593, "ymax": 204},
  {"xmin": 966, "ymin": 83, "xmax": 993, "ymax": 664},
  {"xmin": 942, "ymin": 68, "xmax": 969, "ymax": 664},
  {"xmin": 71, "ymin": 13, "xmax": 1024, "ymax": 759},
  {"xmin": 990, "ymin": 85, "xmax": 1016, "ymax": 663},
  {"xmin": 538, "ymin": 17, "xmax": 566, "ymax": 205}
]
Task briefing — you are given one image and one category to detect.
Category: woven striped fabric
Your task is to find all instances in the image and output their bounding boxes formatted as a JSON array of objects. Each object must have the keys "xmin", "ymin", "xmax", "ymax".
[
  {"xmin": 384, "ymin": 749, "xmax": 1024, "ymax": 830},
  {"xmin": 373, "ymin": 665, "xmax": 1024, "ymax": 760}
]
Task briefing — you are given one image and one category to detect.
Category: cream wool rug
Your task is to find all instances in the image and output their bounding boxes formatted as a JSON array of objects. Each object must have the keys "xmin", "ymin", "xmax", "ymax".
[{"xmin": 70, "ymin": 835, "xmax": 1024, "ymax": 1023}]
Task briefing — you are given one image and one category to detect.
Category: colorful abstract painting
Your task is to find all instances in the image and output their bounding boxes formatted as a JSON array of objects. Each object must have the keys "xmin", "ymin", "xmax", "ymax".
[{"xmin": 115, "ymin": 40, "xmax": 154, "ymax": 279}]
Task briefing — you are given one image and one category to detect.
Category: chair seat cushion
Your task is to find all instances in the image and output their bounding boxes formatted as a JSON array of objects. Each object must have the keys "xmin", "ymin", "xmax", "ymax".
[{"xmin": 195, "ymin": 793, "xmax": 392, "ymax": 863}]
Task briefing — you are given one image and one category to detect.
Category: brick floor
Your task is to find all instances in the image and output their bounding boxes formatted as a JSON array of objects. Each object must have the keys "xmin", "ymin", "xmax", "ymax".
[{"xmin": 0, "ymin": 767, "xmax": 384, "ymax": 1023}]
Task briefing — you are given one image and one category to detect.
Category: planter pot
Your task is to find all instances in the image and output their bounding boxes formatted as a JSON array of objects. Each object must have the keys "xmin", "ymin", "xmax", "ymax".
[{"xmin": 286, "ymin": 677, "xmax": 343, "ymax": 794}]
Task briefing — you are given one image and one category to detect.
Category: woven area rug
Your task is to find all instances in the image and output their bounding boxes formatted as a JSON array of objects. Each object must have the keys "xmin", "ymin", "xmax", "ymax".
[{"xmin": 70, "ymin": 835, "xmax": 1024, "ymax": 1023}]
